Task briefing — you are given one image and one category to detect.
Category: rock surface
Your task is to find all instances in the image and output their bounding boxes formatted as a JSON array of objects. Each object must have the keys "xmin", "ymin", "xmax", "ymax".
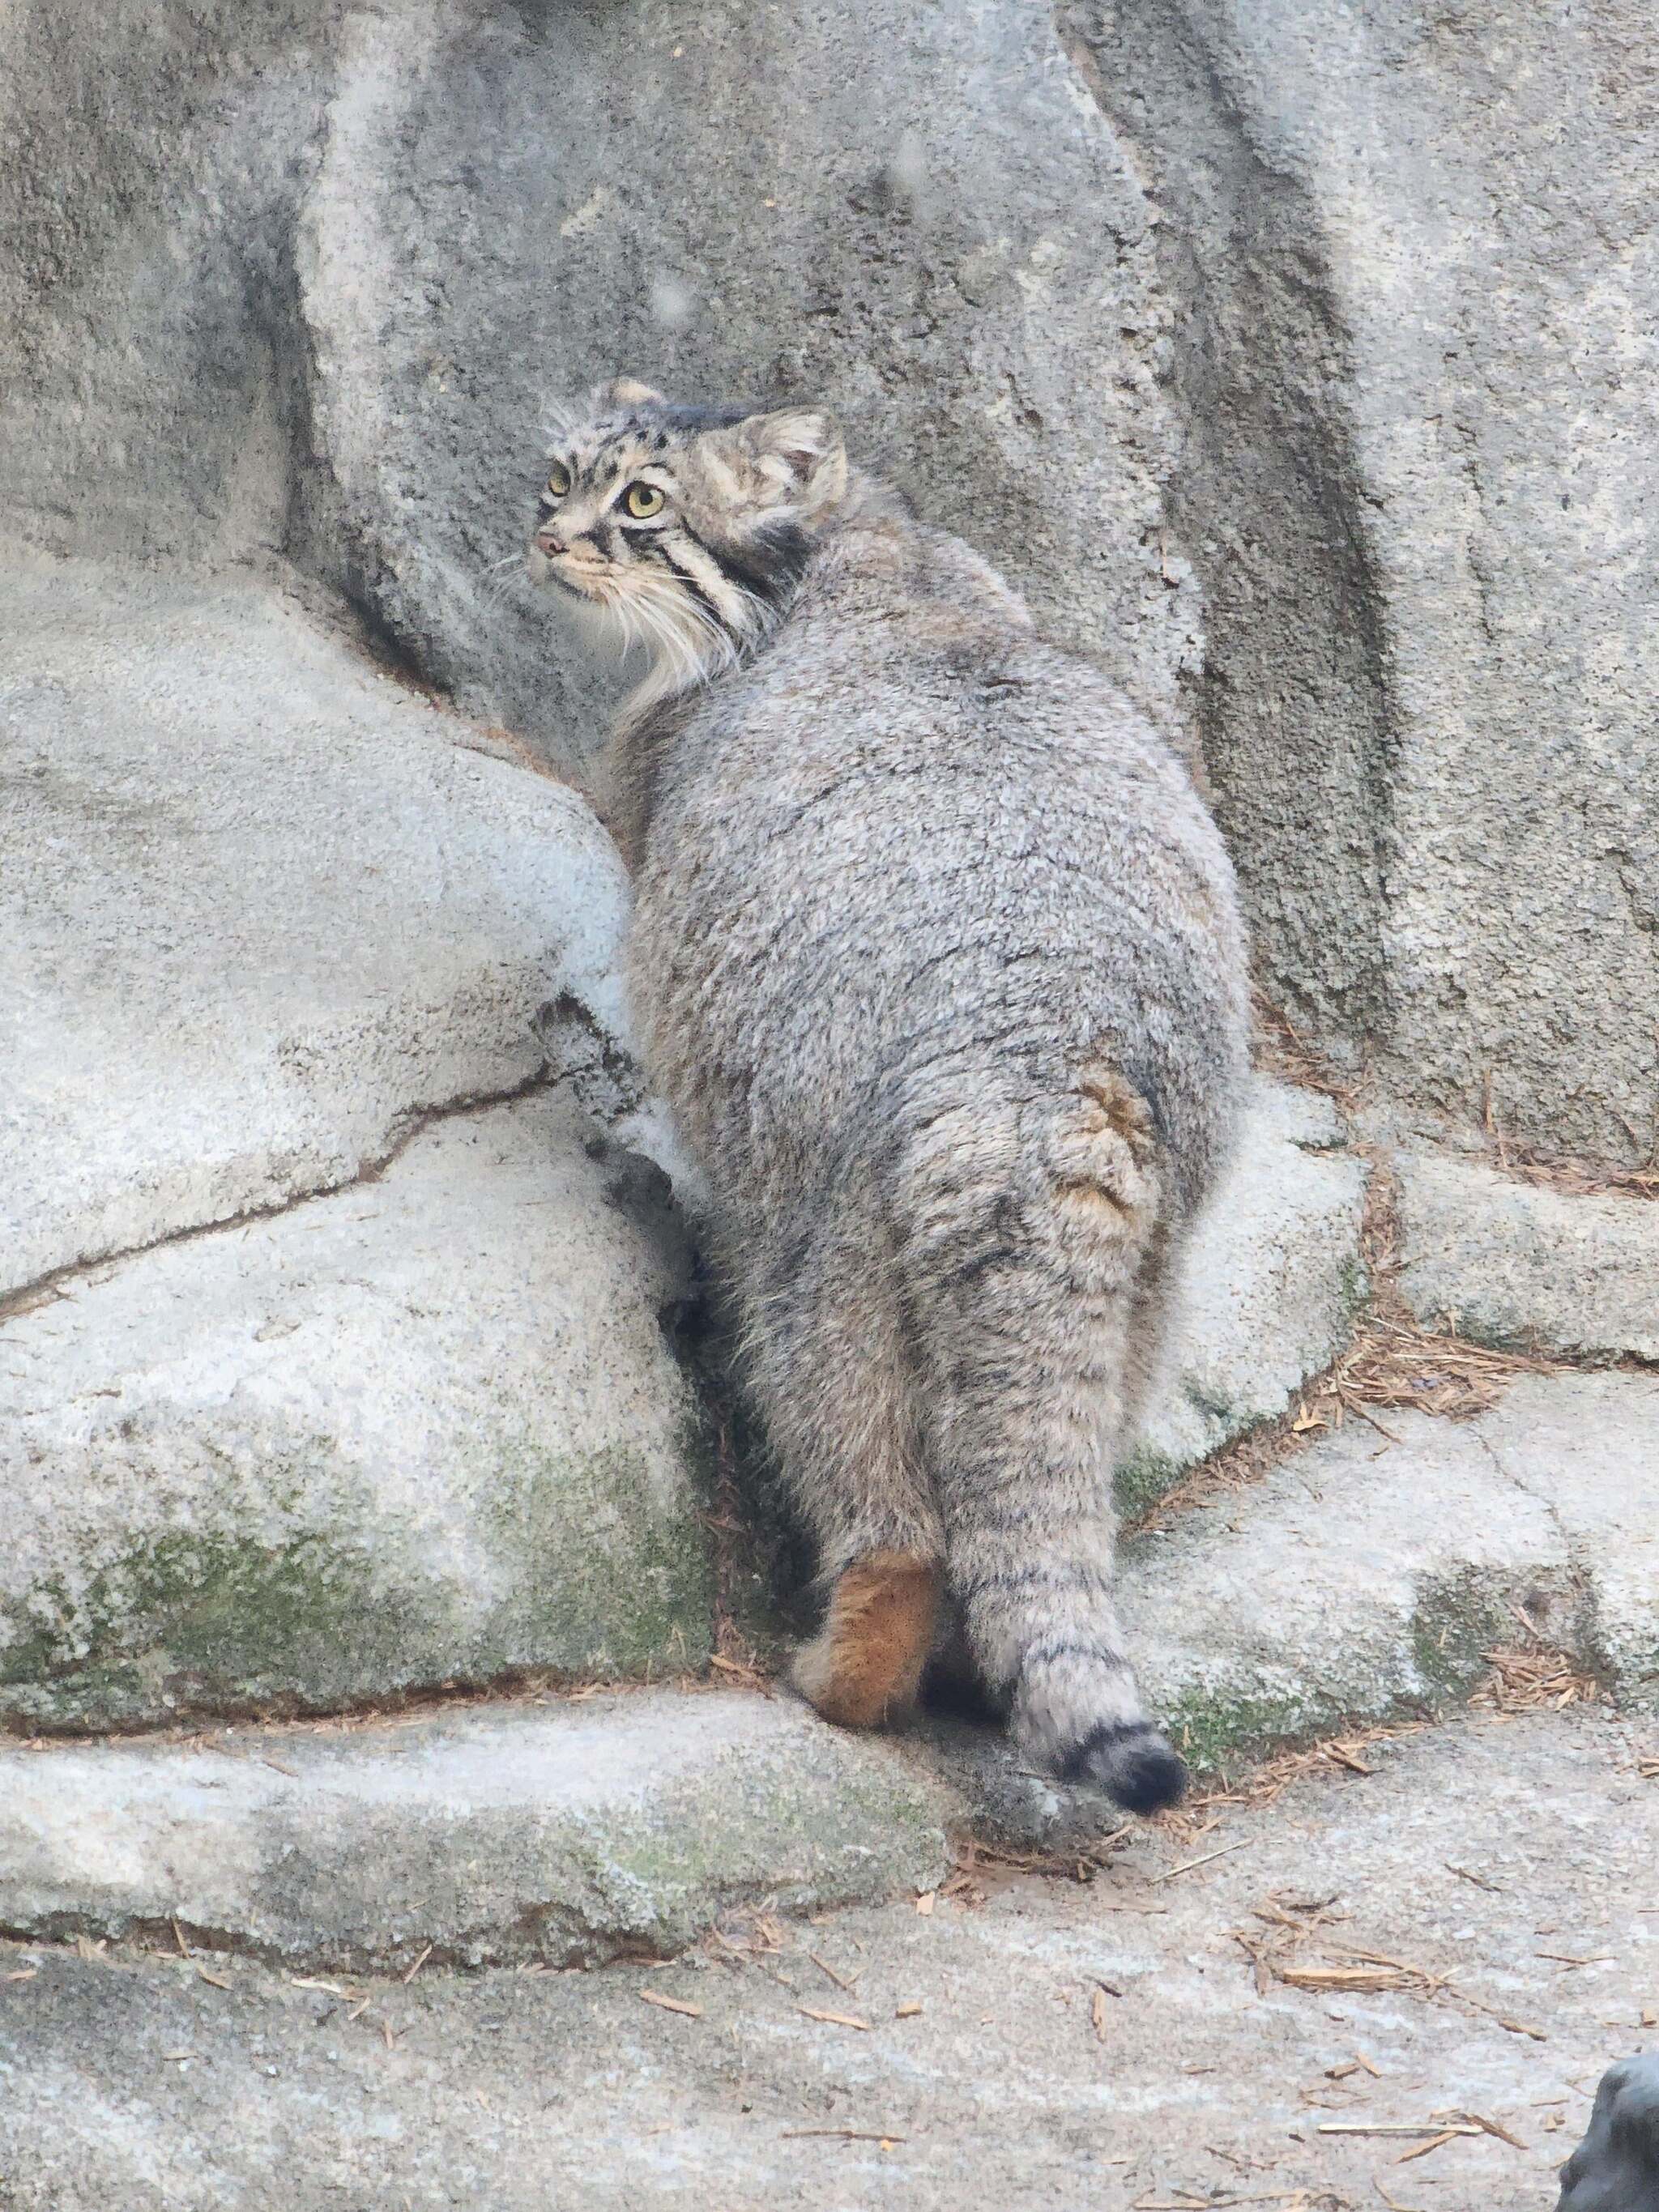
[
  {"xmin": 1482, "ymin": 1377, "xmax": 1659, "ymax": 1715},
  {"xmin": 1, "ymin": 1710, "xmax": 1651, "ymax": 2210},
  {"xmin": 1559, "ymin": 2052, "xmax": 1659, "ymax": 2212},
  {"xmin": 0, "ymin": 0, "xmax": 1196, "ymax": 775},
  {"xmin": 1123, "ymin": 1077, "xmax": 1365, "ymax": 1509},
  {"xmin": 1397, "ymin": 1150, "xmax": 1659, "ymax": 1363},
  {"xmin": 1, "ymin": 552, "xmax": 639, "ymax": 1293},
  {"xmin": 7, "ymin": 1369, "xmax": 1653, "ymax": 1955},
  {"xmin": 5, "ymin": 1, "xmax": 1655, "ymax": 1163},
  {"xmin": 1121, "ymin": 1372, "xmax": 1659, "ymax": 1764},
  {"xmin": 0, "ymin": 1691, "xmax": 953, "ymax": 1971},
  {"xmin": 1067, "ymin": 0, "xmax": 1659, "ymax": 1164},
  {"xmin": 0, "ymin": 556, "xmax": 715, "ymax": 1716},
  {"xmin": 0, "ymin": 1094, "xmax": 712, "ymax": 1729}
]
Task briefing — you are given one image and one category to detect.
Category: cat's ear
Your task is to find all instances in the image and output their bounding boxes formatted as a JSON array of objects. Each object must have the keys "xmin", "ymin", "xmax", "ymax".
[
  {"xmin": 734, "ymin": 407, "xmax": 848, "ymax": 510},
  {"xmin": 595, "ymin": 376, "xmax": 664, "ymax": 409}
]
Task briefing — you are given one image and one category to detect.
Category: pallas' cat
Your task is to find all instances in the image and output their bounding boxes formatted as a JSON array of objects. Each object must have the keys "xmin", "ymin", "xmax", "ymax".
[{"xmin": 527, "ymin": 380, "xmax": 1247, "ymax": 1812}]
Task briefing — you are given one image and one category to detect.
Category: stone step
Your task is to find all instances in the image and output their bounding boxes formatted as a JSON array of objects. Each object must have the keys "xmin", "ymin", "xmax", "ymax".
[
  {"xmin": 1397, "ymin": 1149, "xmax": 1659, "ymax": 1364},
  {"xmin": 1, "ymin": 1709, "xmax": 1651, "ymax": 2212},
  {"xmin": 1123, "ymin": 1370, "xmax": 1659, "ymax": 1767},
  {"xmin": 5, "ymin": 1371, "xmax": 1651, "ymax": 1968},
  {"xmin": 0, "ymin": 1691, "xmax": 953, "ymax": 1973},
  {"xmin": 0, "ymin": 1092, "xmax": 712, "ymax": 1731}
]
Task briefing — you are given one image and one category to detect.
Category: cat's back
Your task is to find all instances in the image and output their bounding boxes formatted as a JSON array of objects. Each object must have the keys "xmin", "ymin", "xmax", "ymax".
[
  {"xmin": 629, "ymin": 518, "xmax": 1247, "ymax": 1208},
  {"xmin": 643, "ymin": 520, "xmax": 1209, "ymax": 867}
]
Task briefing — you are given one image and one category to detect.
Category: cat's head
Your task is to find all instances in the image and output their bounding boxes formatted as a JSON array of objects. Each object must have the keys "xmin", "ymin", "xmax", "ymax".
[{"xmin": 527, "ymin": 378, "xmax": 849, "ymax": 695}]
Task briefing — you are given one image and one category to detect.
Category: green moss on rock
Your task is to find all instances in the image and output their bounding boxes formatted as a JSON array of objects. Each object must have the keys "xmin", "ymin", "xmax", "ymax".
[
  {"xmin": 0, "ymin": 1526, "xmax": 414, "ymax": 1730},
  {"xmin": 1161, "ymin": 1681, "xmax": 1328, "ymax": 1776},
  {"xmin": 1114, "ymin": 1444, "xmax": 1189, "ymax": 1520},
  {"xmin": 1, "ymin": 1431, "xmax": 718, "ymax": 1731},
  {"xmin": 480, "ymin": 1439, "xmax": 715, "ymax": 1677}
]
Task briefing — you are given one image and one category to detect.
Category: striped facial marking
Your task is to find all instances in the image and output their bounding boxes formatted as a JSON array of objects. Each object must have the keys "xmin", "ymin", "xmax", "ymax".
[{"xmin": 526, "ymin": 386, "xmax": 846, "ymax": 700}]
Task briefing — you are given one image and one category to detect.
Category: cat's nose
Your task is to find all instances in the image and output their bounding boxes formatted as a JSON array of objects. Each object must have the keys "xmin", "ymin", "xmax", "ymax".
[{"xmin": 534, "ymin": 526, "xmax": 565, "ymax": 556}]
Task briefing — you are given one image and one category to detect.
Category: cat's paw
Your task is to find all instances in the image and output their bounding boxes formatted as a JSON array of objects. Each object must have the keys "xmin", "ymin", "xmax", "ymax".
[{"xmin": 792, "ymin": 1552, "xmax": 940, "ymax": 1730}]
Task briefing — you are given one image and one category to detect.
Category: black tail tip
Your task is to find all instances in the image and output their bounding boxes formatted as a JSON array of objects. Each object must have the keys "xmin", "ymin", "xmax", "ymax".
[
  {"xmin": 1058, "ymin": 1720, "xmax": 1188, "ymax": 1815},
  {"xmin": 1106, "ymin": 1736, "xmax": 1188, "ymax": 1815}
]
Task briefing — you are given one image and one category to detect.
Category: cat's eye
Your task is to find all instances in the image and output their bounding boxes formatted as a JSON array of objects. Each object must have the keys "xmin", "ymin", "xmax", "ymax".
[
  {"xmin": 624, "ymin": 482, "xmax": 665, "ymax": 519},
  {"xmin": 545, "ymin": 461, "xmax": 571, "ymax": 499}
]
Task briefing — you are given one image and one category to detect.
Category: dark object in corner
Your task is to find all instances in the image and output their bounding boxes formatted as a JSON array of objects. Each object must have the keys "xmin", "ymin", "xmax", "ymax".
[{"xmin": 1559, "ymin": 2052, "xmax": 1659, "ymax": 2211}]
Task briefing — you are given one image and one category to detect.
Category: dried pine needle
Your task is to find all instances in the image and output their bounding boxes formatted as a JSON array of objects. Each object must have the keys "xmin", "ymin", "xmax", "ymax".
[{"xmin": 1472, "ymin": 1648, "xmax": 1602, "ymax": 1715}]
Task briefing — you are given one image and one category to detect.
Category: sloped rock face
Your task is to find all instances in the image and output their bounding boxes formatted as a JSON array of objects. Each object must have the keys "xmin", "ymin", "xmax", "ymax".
[
  {"xmin": 2, "ymin": 552, "xmax": 640, "ymax": 1289},
  {"xmin": 0, "ymin": 0, "xmax": 1196, "ymax": 777},
  {"xmin": 1065, "ymin": 0, "xmax": 1659, "ymax": 1166},
  {"xmin": 1, "ymin": 558, "xmax": 714, "ymax": 1722},
  {"xmin": 1124, "ymin": 1078, "xmax": 1366, "ymax": 1509},
  {"xmin": 293, "ymin": 0, "xmax": 1201, "ymax": 772}
]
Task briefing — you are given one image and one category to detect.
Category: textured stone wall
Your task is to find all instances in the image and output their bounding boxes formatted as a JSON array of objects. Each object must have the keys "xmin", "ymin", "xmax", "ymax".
[
  {"xmin": 3, "ymin": 0, "xmax": 1653, "ymax": 1155},
  {"xmin": 1068, "ymin": 0, "xmax": 1659, "ymax": 1165}
]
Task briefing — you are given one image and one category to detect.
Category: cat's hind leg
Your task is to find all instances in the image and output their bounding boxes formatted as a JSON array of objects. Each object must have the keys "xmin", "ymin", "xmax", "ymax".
[{"xmin": 742, "ymin": 1221, "xmax": 942, "ymax": 1730}]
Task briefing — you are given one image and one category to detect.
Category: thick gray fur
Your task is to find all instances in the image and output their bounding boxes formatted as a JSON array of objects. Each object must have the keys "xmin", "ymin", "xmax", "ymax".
[{"xmin": 527, "ymin": 383, "xmax": 1250, "ymax": 1812}]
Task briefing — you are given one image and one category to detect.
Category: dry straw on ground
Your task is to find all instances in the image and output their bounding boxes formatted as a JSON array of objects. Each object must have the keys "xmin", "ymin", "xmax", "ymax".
[
  {"xmin": 1180, "ymin": 1722, "xmax": 1427, "ymax": 1822},
  {"xmin": 1301, "ymin": 1312, "xmax": 1554, "ymax": 1430},
  {"xmin": 1128, "ymin": 1093, "xmax": 1563, "ymax": 1542},
  {"xmin": 1472, "ymin": 1646, "xmax": 1602, "ymax": 1716},
  {"xmin": 1481, "ymin": 1069, "xmax": 1659, "ymax": 1200},
  {"xmin": 1231, "ymin": 1893, "xmax": 1549, "ymax": 2044},
  {"xmin": 1504, "ymin": 1153, "xmax": 1659, "ymax": 1200}
]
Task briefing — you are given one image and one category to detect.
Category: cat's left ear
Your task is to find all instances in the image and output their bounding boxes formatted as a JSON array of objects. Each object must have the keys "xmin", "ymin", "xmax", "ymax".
[
  {"xmin": 595, "ymin": 376, "xmax": 665, "ymax": 409},
  {"xmin": 736, "ymin": 408, "xmax": 849, "ymax": 511}
]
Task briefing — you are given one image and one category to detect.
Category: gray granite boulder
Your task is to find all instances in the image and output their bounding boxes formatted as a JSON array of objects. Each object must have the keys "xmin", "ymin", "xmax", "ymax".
[
  {"xmin": 1, "ymin": 0, "xmax": 1194, "ymax": 775},
  {"xmin": 1, "ymin": 558, "xmax": 713, "ymax": 1724},
  {"xmin": 1, "ymin": 552, "xmax": 644, "ymax": 1292},
  {"xmin": 0, "ymin": 1691, "xmax": 953, "ymax": 1970},
  {"xmin": 1122, "ymin": 1077, "xmax": 1366, "ymax": 1511},
  {"xmin": 1121, "ymin": 1372, "xmax": 1659, "ymax": 1767},
  {"xmin": 7, "ymin": 0, "xmax": 1655, "ymax": 1166},
  {"xmin": 0, "ymin": 1092, "xmax": 712, "ymax": 1729},
  {"xmin": 1397, "ymin": 1151, "xmax": 1659, "ymax": 1364}
]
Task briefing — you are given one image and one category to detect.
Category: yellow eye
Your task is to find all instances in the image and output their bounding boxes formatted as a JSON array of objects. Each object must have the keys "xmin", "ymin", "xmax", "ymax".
[
  {"xmin": 546, "ymin": 460, "xmax": 571, "ymax": 498},
  {"xmin": 624, "ymin": 482, "xmax": 665, "ymax": 519}
]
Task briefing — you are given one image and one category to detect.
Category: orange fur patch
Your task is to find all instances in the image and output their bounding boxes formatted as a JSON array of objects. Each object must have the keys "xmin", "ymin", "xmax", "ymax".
[{"xmin": 792, "ymin": 1553, "xmax": 940, "ymax": 1730}]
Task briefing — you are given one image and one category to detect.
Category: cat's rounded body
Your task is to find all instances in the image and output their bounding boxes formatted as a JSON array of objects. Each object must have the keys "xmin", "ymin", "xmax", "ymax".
[{"xmin": 529, "ymin": 386, "xmax": 1248, "ymax": 1811}]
